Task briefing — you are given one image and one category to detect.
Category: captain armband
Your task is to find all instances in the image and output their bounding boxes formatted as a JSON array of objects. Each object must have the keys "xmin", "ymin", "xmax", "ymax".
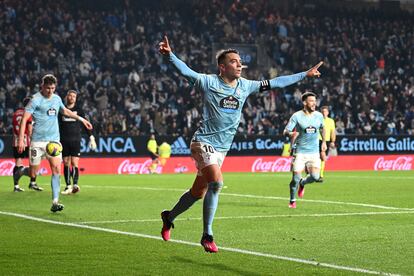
[{"xmin": 259, "ymin": 80, "xmax": 271, "ymax": 92}]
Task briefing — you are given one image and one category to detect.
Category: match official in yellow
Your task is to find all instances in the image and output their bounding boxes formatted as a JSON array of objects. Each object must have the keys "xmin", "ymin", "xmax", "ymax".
[
  {"xmin": 318, "ymin": 106, "xmax": 336, "ymax": 182},
  {"xmin": 147, "ymin": 134, "xmax": 159, "ymax": 174},
  {"xmin": 158, "ymin": 141, "xmax": 171, "ymax": 167}
]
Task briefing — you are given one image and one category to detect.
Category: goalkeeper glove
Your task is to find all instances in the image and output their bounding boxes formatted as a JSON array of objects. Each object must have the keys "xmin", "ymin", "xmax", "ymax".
[{"xmin": 88, "ymin": 135, "xmax": 97, "ymax": 151}]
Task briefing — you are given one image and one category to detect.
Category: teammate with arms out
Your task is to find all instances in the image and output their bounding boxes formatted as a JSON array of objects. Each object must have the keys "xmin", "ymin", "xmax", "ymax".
[
  {"xmin": 59, "ymin": 90, "xmax": 96, "ymax": 195},
  {"xmin": 18, "ymin": 74, "xmax": 93, "ymax": 212},
  {"xmin": 159, "ymin": 36, "xmax": 323, "ymax": 252},
  {"xmin": 317, "ymin": 106, "xmax": 336, "ymax": 182},
  {"xmin": 11, "ymin": 97, "xmax": 38, "ymax": 192},
  {"xmin": 284, "ymin": 92, "xmax": 326, "ymax": 209}
]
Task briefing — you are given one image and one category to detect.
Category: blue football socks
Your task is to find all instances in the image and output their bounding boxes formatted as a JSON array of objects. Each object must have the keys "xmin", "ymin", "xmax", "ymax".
[
  {"xmin": 203, "ymin": 181, "xmax": 223, "ymax": 236},
  {"xmin": 51, "ymin": 174, "xmax": 60, "ymax": 202}
]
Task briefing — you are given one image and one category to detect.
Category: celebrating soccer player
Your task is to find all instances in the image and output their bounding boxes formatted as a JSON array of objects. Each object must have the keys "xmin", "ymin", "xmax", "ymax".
[
  {"xmin": 284, "ymin": 92, "xmax": 326, "ymax": 209},
  {"xmin": 18, "ymin": 74, "xmax": 93, "ymax": 212},
  {"xmin": 158, "ymin": 36, "xmax": 323, "ymax": 252}
]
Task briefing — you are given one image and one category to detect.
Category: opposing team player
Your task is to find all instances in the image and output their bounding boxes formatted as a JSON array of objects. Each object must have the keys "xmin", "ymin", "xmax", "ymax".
[
  {"xmin": 158, "ymin": 36, "xmax": 323, "ymax": 252},
  {"xmin": 18, "ymin": 74, "xmax": 93, "ymax": 212},
  {"xmin": 11, "ymin": 97, "xmax": 38, "ymax": 192},
  {"xmin": 59, "ymin": 90, "xmax": 96, "ymax": 195},
  {"xmin": 284, "ymin": 92, "xmax": 326, "ymax": 209}
]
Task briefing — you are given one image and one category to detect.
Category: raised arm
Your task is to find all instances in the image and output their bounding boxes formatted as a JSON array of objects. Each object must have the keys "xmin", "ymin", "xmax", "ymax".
[
  {"xmin": 159, "ymin": 36, "xmax": 201, "ymax": 85},
  {"xmin": 255, "ymin": 61, "xmax": 324, "ymax": 93},
  {"xmin": 62, "ymin": 108, "xmax": 93, "ymax": 130}
]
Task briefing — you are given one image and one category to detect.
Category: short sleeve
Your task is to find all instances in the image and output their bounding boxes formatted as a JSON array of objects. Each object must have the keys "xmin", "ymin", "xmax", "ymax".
[{"xmin": 285, "ymin": 114, "xmax": 298, "ymax": 132}]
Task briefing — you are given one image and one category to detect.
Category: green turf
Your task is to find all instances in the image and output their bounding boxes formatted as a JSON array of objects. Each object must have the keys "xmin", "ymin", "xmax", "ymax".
[{"xmin": 1, "ymin": 171, "xmax": 413, "ymax": 275}]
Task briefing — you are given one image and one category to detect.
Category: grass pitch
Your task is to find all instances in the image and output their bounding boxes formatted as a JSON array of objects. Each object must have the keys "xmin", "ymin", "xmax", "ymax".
[{"xmin": 1, "ymin": 171, "xmax": 413, "ymax": 275}]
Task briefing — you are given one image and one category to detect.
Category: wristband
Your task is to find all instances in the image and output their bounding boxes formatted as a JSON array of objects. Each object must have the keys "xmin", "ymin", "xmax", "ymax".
[{"xmin": 78, "ymin": 116, "xmax": 85, "ymax": 123}]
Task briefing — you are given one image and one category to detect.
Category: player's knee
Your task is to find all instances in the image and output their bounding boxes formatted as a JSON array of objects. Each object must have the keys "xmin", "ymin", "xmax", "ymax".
[
  {"xmin": 310, "ymin": 172, "xmax": 320, "ymax": 181},
  {"xmin": 208, "ymin": 181, "xmax": 223, "ymax": 192},
  {"xmin": 50, "ymin": 165, "xmax": 61, "ymax": 175},
  {"xmin": 292, "ymin": 173, "xmax": 301, "ymax": 185}
]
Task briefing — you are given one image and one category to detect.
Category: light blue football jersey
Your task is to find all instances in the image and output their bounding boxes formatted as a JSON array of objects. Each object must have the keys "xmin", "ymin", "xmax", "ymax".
[
  {"xmin": 285, "ymin": 110, "xmax": 324, "ymax": 154},
  {"xmin": 169, "ymin": 52, "xmax": 306, "ymax": 151},
  {"xmin": 25, "ymin": 92, "xmax": 65, "ymax": 142}
]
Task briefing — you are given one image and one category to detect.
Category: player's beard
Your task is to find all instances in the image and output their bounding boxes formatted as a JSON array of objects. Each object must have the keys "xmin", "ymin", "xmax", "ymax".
[{"xmin": 304, "ymin": 105, "xmax": 315, "ymax": 113}]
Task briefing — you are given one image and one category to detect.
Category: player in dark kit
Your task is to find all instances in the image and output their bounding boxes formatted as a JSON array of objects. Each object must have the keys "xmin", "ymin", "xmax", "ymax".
[
  {"xmin": 12, "ymin": 97, "xmax": 39, "ymax": 191},
  {"xmin": 59, "ymin": 90, "xmax": 96, "ymax": 194}
]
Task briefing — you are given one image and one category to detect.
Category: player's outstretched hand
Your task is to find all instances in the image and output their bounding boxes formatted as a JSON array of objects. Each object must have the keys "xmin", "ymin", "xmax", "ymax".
[
  {"xmin": 306, "ymin": 61, "xmax": 323, "ymax": 78},
  {"xmin": 159, "ymin": 36, "xmax": 171, "ymax": 55},
  {"xmin": 83, "ymin": 120, "xmax": 93, "ymax": 130}
]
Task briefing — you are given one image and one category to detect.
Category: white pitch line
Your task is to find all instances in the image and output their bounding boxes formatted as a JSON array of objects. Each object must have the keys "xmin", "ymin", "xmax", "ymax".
[
  {"xmin": 0, "ymin": 211, "xmax": 400, "ymax": 276},
  {"xmin": 249, "ymin": 174, "xmax": 414, "ymax": 180},
  {"xmin": 76, "ymin": 210, "xmax": 414, "ymax": 225},
  {"xmin": 82, "ymin": 185, "xmax": 414, "ymax": 211}
]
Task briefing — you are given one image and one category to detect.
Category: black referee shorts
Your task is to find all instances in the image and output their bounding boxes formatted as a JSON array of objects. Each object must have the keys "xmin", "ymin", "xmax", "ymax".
[
  {"xmin": 148, "ymin": 151, "xmax": 158, "ymax": 160},
  {"xmin": 13, "ymin": 147, "xmax": 29, "ymax": 159},
  {"xmin": 61, "ymin": 140, "xmax": 81, "ymax": 158}
]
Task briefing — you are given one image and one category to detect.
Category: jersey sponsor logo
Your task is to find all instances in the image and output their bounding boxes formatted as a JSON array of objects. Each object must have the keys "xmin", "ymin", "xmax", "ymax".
[
  {"xmin": 62, "ymin": 115, "xmax": 76, "ymax": 122},
  {"xmin": 219, "ymin": 96, "xmax": 239, "ymax": 113},
  {"xmin": 47, "ymin": 108, "xmax": 57, "ymax": 116},
  {"xmin": 171, "ymin": 136, "xmax": 190, "ymax": 155},
  {"xmin": 305, "ymin": 126, "xmax": 317, "ymax": 134}
]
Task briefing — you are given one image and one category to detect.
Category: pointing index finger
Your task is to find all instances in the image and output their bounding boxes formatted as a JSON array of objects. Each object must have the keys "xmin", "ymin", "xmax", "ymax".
[{"xmin": 314, "ymin": 61, "xmax": 323, "ymax": 69}]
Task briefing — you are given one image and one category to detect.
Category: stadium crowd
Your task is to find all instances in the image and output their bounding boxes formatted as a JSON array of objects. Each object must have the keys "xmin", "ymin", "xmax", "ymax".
[{"xmin": 1, "ymin": 0, "xmax": 413, "ymax": 137}]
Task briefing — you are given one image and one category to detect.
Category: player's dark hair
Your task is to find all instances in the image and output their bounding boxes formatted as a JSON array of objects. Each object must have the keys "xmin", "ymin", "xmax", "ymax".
[
  {"xmin": 216, "ymin": 49, "xmax": 239, "ymax": 65},
  {"xmin": 41, "ymin": 74, "xmax": 57, "ymax": 86},
  {"xmin": 22, "ymin": 96, "xmax": 31, "ymax": 107},
  {"xmin": 67, "ymin": 89, "xmax": 78, "ymax": 95},
  {"xmin": 321, "ymin": 105, "xmax": 329, "ymax": 111},
  {"xmin": 301, "ymin": 91, "xmax": 316, "ymax": 101}
]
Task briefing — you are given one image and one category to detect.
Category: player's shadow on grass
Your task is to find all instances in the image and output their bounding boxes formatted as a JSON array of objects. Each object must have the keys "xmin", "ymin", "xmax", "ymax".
[{"xmin": 174, "ymin": 256, "xmax": 261, "ymax": 276}]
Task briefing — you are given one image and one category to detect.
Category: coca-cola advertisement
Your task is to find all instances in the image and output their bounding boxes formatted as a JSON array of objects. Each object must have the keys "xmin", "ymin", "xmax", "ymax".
[
  {"xmin": 374, "ymin": 156, "xmax": 412, "ymax": 171},
  {"xmin": 0, "ymin": 154, "xmax": 413, "ymax": 176}
]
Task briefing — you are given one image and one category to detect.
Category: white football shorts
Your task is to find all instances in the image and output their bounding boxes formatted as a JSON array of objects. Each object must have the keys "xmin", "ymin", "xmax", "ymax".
[
  {"xmin": 190, "ymin": 141, "xmax": 226, "ymax": 176},
  {"xmin": 29, "ymin": 141, "xmax": 61, "ymax": 166},
  {"xmin": 292, "ymin": 153, "xmax": 321, "ymax": 172}
]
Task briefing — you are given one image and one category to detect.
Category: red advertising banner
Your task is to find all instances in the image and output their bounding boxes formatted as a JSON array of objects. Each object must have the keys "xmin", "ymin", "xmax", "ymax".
[{"xmin": 0, "ymin": 155, "xmax": 413, "ymax": 176}]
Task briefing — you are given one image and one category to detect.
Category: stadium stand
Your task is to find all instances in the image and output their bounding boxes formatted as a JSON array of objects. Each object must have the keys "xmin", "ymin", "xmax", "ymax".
[{"xmin": 1, "ymin": 0, "xmax": 413, "ymax": 136}]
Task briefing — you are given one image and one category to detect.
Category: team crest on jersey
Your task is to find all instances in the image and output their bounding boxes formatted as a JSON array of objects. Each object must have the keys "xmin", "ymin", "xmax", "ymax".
[
  {"xmin": 47, "ymin": 108, "xmax": 57, "ymax": 116},
  {"xmin": 235, "ymin": 88, "xmax": 241, "ymax": 97},
  {"xmin": 305, "ymin": 126, "xmax": 317, "ymax": 134},
  {"xmin": 219, "ymin": 96, "xmax": 239, "ymax": 113}
]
